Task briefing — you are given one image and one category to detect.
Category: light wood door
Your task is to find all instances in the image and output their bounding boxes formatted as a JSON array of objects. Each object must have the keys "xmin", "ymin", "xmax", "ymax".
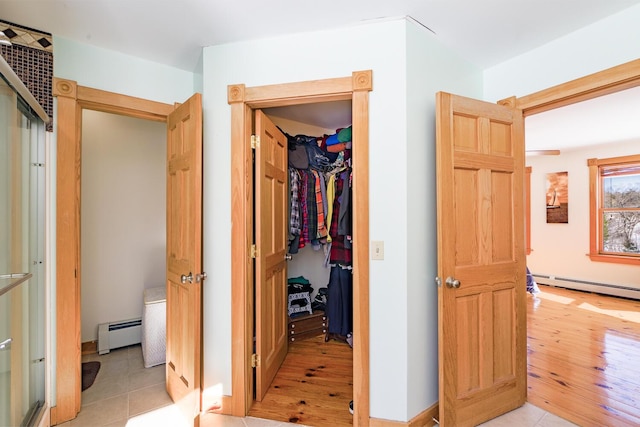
[
  {"xmin": 254, "ymin": 110, "xmax": 289, "ymax": 401},
  {"xmin": 436, "ymin": 92, "xmax": 526, "ymax": 426},
  {"xmin": 166, "ymin": 93, "xmax": 203, "ymax": 424}
]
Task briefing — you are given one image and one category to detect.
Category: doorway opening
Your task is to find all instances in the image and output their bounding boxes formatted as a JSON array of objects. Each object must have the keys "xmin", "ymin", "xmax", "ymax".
[
  {"xmin": 249, "ymin": 102, "xmax": 355, "ymax": 425},
  {"xmin": 228, "ymin": 71, "xmax": 372, "ymax": 425},
  {"xmin": 53, "ymin": 78, "xmax": 175, "ymax": 424}
]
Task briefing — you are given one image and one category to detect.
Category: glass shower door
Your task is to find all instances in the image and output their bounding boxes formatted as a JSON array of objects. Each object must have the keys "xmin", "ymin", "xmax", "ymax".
[{"xmin": 0, "ymin": 72, "xmax": 46, "ymax": 427}]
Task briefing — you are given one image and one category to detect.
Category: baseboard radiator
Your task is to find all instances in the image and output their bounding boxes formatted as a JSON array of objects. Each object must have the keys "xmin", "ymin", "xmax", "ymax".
[
  {"xmin": 533, "ymin": 274, "xmax": 640, "ymax": 300},
  {"xmin": 98, "ymin": 318, "xmax": 142, "ymax": 355}
]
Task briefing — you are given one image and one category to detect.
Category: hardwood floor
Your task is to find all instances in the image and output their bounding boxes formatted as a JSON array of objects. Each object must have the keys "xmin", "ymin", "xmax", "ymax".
[
  {"xmin": 527, "ymin": 284, "xmax": 640, "ymax": 427},
  {"xmin": 248, "ymin": 334, "xmax": 353, "ymax": 426},
  {"xmin": 248, "ymin": 285, "xmax": 640, "ymax": 427}
]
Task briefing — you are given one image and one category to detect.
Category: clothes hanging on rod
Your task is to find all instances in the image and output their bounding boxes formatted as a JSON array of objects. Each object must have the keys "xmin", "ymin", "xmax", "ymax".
[{"xmin": 285, "ymin": 126, "xmax": 353, "ymax": 345}]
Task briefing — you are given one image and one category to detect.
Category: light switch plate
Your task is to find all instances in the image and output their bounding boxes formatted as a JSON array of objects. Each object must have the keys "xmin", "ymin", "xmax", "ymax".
[{"xmin": 371, "ymin": 241, "xmax": 384, "ymax": 260}]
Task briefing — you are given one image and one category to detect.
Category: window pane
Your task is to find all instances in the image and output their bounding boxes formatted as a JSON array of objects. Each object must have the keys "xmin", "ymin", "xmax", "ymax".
[
  {"xmin": 602, "ymin": 211, "xmax": 640, "ymax": 254},
  {"xmin": 603, "ymin": 172, "xmax": 640, "ymax": 208}
]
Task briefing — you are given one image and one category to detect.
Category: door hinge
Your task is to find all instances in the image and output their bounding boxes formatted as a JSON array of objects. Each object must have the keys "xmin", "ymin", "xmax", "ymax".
[
  {"xmin": 251, "ymin": 135, "xmax": 260, "ymax": 149},
  {"xmin": 251, "ymin": 353, "xmax": 260, "ymax": 368},
  {"xmin": 250, "ymin": 244, "xmax": 258, "ymax": 259}
]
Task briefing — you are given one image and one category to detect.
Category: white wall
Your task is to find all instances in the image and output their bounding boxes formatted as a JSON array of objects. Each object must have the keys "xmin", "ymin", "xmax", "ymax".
[
  {"xmin": 404, "ymin": 20, "xmax": 483, "ymax": 418},
  {"xmin": 483, "ymin": 4, "xmax": 640, "ymax": 102},
  {"xmin": 201, "ymin": 18, "xmax": 482, "ymax": 422},
  {"xmin": 53, "ymin": 36, "xmax": 195, "ymax": 105},
  {"xmin": 80, "ymin": 110, "xmax": 166, "ymax": 342},
  {"xmin": 526, "ymin": 140, "xmax": 640, "ymax": 289}
]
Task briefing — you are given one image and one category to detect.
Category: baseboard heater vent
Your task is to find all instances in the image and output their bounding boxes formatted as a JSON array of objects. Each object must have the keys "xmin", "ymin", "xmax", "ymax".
[
  {"xmin": 98, "ymin": 318, "xmax": 142, "ymax": 355},
  {"xmin": 533, "ymin": 274, "xmax": 640, "ymax": 300}
]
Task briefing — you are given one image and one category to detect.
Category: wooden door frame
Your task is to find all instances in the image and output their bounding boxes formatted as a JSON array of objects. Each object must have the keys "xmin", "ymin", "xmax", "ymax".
[
  {"xmin": 228, "ymin": 70, "xmax": 372, "ymax": 425},
  {"xmin": 52, "ymin": 77, "xmax": 174, "ymax": 424},
  {"xmin": 501, "ymin": 59, "xmax": 640, "ymax": 115}
]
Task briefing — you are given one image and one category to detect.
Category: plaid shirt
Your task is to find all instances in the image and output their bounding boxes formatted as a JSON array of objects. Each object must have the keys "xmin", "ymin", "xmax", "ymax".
[
  {"xmin": 289, "ymin": 168, "xmax": 301, "ymax": 237},
  {"xmin": 329, "ymin": 172, "xmax": 352, "ymax": 265}
]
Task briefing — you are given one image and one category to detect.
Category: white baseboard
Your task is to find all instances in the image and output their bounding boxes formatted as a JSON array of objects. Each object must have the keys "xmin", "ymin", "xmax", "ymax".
[{"xmin": 534, "ymin": 275, "xmax": 640, "ymax": 300}]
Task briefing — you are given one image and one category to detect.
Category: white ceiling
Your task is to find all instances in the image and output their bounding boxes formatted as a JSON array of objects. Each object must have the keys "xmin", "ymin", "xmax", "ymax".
[{"xmin": 2, "ymin": 0, "xmax": 640, "ymax": 151}]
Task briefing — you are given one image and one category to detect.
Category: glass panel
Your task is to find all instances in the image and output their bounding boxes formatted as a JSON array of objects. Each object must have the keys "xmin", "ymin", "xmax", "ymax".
[
  {"xmin": 0, "ymin": 74, "xmax": 46, "ymax": 426},
  {"xmin": 602, "ymin": 211, "xmax": 640, "ymax": 254},
  {"xmin": 603, "ymin": 172, "xmax": 640, "ymax": 209}
]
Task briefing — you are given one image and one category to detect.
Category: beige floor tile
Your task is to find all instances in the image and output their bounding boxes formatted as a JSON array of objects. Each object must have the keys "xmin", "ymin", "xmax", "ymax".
[
  {"xmin": 245, "ymin": 416, "xmax": 310, "ymax": 427},
  {"xmin": 102, "ymin": 419, "xmax": 129, "ymax": 427},
  {"xmin": 128, "ymin": 364, "xmax": 165, "ymax": 391},
  {"xmin": 81, "ymin": 370, "xmax": 129, "ymax": 406},
  {"xmin": 537, "ymin": 412, "xmax": 580, "ymax": 427},
  {"xmin": 126, "ymin": 403, "xmax": 189, "ymax": 427},
  {"xmin": 479, "ymin": 403, "xmax": 546, "ymax": 427},
  {"xmin": 200, "ymin": 413, "xmax": 249, "ymax": 427},
  {"xmin": 70, "ymin": 394, "xmax": 128, "ymax": 427},
  {"xmin": 98, "ymin": 357, "xmax": 131, "ymax": 376},
  {"xmin": 128, "ymin": 353, "xmax": 146, "ymax": 371},
  {"xmin": 128, "ymin": 345, "xmax": 143, "ymax": 360},
  {"xmin": 128, "ymin": 382, "xmax": 174, "ymax": 417}
]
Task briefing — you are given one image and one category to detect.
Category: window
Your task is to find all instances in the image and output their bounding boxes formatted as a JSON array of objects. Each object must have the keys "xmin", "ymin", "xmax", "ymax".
[{"xmin": 588, "ymin": 155, "xmax": 640, "ymax": 265}]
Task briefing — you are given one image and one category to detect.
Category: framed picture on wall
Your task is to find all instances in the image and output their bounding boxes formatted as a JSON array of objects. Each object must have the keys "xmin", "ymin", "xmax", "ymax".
[{"xmin": 546, "ymin": 171, "xmax": 568, "ymax": 223}]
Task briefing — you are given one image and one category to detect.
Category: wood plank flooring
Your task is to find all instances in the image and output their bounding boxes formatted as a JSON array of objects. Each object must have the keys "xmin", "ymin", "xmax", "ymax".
[
  {"xmin": 249, "ymin": 285, "xmax": 640, "ymax": 427},
  {"xmin": 527, "ymin": 284, "xmax": 640, "ymax": 427},
  {"xmin": 248, "ymin": 334, "xmax": 353, "ymax": 426}
]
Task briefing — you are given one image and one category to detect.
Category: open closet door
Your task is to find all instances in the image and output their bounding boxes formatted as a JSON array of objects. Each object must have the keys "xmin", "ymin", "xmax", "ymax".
[
  {"xmin": 436, "ymin": 92, "xmax": 526, "ymax": 426},
  {"xmin": 254, "ymin": 110, "xmax": 289, "ymax": 401},
  {"xmin": 166, "ymin": 93, "xmax": 204, "ymax": 424}
]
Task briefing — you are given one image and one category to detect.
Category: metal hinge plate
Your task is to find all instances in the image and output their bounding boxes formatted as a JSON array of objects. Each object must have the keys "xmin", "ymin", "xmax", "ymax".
[
  {"xmin": 251, "ymin": 353, "xmax": 260, "ymax": 368},
  {"xmin": 251, "ymin": 135, "xmax": 260, "ymax": 149},
  {"xmin": 250, "ymin": 244, "xmax": 258, "ymax": 259}
]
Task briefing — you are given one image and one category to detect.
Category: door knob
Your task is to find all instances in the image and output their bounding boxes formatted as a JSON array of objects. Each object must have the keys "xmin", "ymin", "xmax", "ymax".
[
  {"xmin": 195, "ymin": 271, "xmax": 207, "ymax": 283},
  {"xmin": 445, "ymin": 276, "xmax": 460, "ymax": 289},
  {"xmin": 0, "ymin": 338, "xmax": 12, "ymax": 351},
  {"xmin": 285, "ymin": 254, "xmax": 292, "ymax": 261},
  {"xmin": 181, "ymin": 272, "xmax": 193, "ymax": 284}
]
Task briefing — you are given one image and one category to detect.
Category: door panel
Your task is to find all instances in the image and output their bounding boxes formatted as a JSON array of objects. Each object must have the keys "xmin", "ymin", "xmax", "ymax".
[
  {"xmin": 254, "ymin": 110, "xmax": 288, "ymax": 401},
  {"xmin": 436, "ymin": 92, "xmax": 526, "ymax": 426},
  {"xmin": 166, "ymin": 93, "xmax": 203, "ymax": 424}
]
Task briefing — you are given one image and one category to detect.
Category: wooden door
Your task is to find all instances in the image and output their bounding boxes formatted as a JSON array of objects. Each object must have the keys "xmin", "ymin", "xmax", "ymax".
[
  {"xmin": 254, "ymin": 110, "xmax": 289, "ymax": 401},
  {"xmin": 166, "ymin": 93, "xmax": 204, "ymax": 424},
  {"xmin": 436, "ymin": 92, "xmax": 526, "ymax": 426}
]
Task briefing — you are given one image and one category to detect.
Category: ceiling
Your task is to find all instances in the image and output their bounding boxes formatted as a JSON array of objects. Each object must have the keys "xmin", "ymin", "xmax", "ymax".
[{"xmin": 2, "ymin": 0, "xmax": 640, "ymax": 151}]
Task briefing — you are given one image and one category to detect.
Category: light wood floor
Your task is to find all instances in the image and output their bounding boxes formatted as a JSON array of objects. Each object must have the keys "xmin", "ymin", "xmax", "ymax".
[
  {"xmin": 248, "ymin": 334, "xmax": 354, "ymax": 426},
  {"xmin": 527, "ymin": 284, "xmax": 640, "ymax": 427},
  {"xmin": 248, "ymin": 285, "xmax": 640, "ymax": 427}
]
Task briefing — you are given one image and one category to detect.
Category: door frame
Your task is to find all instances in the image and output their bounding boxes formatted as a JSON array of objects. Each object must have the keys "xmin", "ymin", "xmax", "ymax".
[
  {"xmin": 52, "ymin": 78, "xmax": 174, "ymax": 424},
  {"xmin": 501, "ymin": 59, "xmax": 640, "ymax": 115},
  {"xmin": 228, "ymin": 70, "xmax": 372, "ymax": 425}
]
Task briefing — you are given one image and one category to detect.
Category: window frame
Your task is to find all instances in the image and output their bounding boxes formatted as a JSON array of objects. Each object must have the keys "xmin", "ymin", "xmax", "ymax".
[{"xmin": 588, "ymin": 154, "xmax": 640, "ymax": 265}]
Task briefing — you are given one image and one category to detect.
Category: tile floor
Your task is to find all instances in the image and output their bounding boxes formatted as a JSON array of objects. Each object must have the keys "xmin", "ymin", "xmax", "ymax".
[{"xmin": 57, "ymin": 344, "xmax": 577, "ymax": 427}]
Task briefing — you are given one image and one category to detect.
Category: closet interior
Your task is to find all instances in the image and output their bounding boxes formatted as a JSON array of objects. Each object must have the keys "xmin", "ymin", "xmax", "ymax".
[{"xmin": 251, "ymin": 100, "xmax": 355, "ymax": 424}]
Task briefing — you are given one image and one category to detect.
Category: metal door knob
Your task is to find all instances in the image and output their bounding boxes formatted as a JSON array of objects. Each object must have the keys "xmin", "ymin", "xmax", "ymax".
[
  {"xmin": 181, "ymin": 272, "xmax": 193, "ymax": 284},
  {"xmin": 285, "ymin": 254, "xmax": 292, "ymax": 261},
  {"xmin": 445, "ymin": 276, "xmax": 460, "ymax": 289},
  {"xmin": 0, "ymin": 338, "xmax": 12, "ymax": 351}
]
